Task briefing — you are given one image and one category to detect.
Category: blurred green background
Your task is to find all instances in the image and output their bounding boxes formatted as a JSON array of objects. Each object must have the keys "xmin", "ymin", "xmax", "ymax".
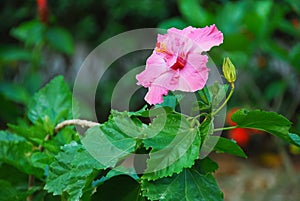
[
  {"xmin": 1, "ymin": 0, "xmax": 299, "ymax": 130},
  {"xmin": 0, "ymin": 0, "xmax": 300, "ymax": 200}
]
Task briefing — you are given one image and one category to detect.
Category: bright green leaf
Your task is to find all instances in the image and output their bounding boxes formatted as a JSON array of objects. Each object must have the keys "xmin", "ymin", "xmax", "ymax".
[
  {"xmin": 142, "ymin": 113, "xmax": 201, "ymax": 180},
  {"xmin": 142, "ymin": 161, "xmax": 223, "ymax": 201},
  {"xmin": 213, "ymin": 137, "xmax": 247, "ymax": 158},
  {"xmin": 232, "ymin": 109, "xmax": 292, "ymax": 142},
  {"xmin": 27, "ymin": 76, "xmax": 73, "ymax": 128},
  {"xmin": 82, "ymin": 111, "xmax": 143, "ymax": 168},
  {"xmin": 44, "ymin": 142, "xmax": 103, "ymax": 201},
  {"xmin": 0, "ymin": 131, "xmax": 44, "ymax": 178}
]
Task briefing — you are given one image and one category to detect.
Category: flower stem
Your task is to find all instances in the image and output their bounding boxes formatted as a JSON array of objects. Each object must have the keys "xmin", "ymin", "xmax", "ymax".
[
  {"xmin": 213, "ymin": 125, "xmax": 237, "ymax": 132},
  {"xmin": 212, "ymin": 82, "xmax": 235, "ymax": 116}
]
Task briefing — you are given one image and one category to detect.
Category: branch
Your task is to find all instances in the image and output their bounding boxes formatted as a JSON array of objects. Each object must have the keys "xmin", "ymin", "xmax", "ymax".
[{"xmin": 55, "ymin": 119, "xmax": 100, "ymax": 133}]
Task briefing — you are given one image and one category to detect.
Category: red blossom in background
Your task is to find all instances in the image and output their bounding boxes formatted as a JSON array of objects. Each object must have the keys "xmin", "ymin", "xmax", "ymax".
[
  {"xmin": 37, "ymin": 0, "xmax": 48, "ymax": 24},
  {"xmin": 227, "ymin": 108, "xmax": 264, "ymax": 147}
]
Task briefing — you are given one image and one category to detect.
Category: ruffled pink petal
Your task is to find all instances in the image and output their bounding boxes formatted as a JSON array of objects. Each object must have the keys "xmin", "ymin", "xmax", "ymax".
[
  {"xmin": 136, "ymin": 52, "xmax": 167, "ymax": 87},
  {"xmin": 177, "ymin": 55, "xmax": 209, "ymax": 91},
  {"xmin": 145, "ymin": 85, "xmax": 168, "ymax": 105},
  {"xmin": 163, "ymin": 32, "xmax": 193, "ymax": 55},
  {"xmin": 186, "ymin": 24, "xmax": 223, "ymax": 51},
  {"xmin": 188, "ymin": 25, "xmax": 223, "ymax": 51},
  {"xmin": 153, "ymin": 70, "xmax": 179, "ymax": 91}
]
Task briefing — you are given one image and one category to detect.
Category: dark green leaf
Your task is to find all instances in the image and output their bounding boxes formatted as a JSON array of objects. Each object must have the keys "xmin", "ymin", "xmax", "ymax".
[
  {"xmin": 213, "ymin": 137, "xmax": 247, "ymax": 158},
  {"xmin": 232, "ymin": 109, "xmax": 292, "ymax": 142},
  {"xmin": 195, "ymin": 158, "xmax": 219, "ymax": 174},
  {"xmin": 200, "ymin": 116, "xmax": 214, "ymax": 139},
  {"xmin": 0, "ymin": 46, "xmax": 31, "ymax": 62},
  {"xmin": 0, "ymin": 180, "xmax": 28, "ymax": 201},
  {"xmin": 44, "ymin": 142, "xmax": 103, "ymax": 201},
  {"xmin": 0, "ymin": 81, "xmax": 30, "ymax": 104},
  {"xmin": 91, "ymin": 175, "xmax": 145, "ymax": 201},
  {"xmin": 46, "ymin": 27, "xmax": 74, "ymax": 54},
  {"xmin": 27, "ymin": 76, "xmax": 73, "ymax": 128},
  {"xmin": 197, "ymin": 86, "xmax": 212, "ymax": 110},
  {"xmin": 142, "ymin": 162, "xmax": 223, "ymax": 201},
  {"xmin": 142, "ymin": 113, "xmax": 201, "ymax": 180},
  {"xmin": 158, "ymin": 17, "xmax": 188, "ymax": 29}
]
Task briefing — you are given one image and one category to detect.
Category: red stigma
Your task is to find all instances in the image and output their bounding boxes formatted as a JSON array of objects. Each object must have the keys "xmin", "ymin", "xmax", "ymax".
[{"xmin": 171, "ymin": 56, "xmax": 186, "ymax": 70}]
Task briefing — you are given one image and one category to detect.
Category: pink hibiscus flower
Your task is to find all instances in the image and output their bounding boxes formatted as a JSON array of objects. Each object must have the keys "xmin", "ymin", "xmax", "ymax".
[{"xmin": 136, "ymin": 25, "xmax": 223, "ymax": 105}]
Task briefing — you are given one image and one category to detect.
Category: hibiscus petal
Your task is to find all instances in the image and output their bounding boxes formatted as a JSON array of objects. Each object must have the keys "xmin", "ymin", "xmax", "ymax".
[
  {"xmin": 187, "ymin": 24, "xmax": 223, "ymax": 51},
  {"xmin": 136, "ymin": 52, "xmax": 167, "ymax": 87},
  {"xmin": 145, "ymin": 85, "xmax": 168, "ymax": 105},
  {"xmin": 153, "ymin": 70, "xmax": 179, "ymax": 91},
  {"xmin": 177, "ymin": 55, "xmax": 209, "ymax": 91}
]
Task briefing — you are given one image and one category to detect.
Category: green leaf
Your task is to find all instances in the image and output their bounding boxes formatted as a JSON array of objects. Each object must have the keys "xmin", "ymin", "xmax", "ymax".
[
  {"xmin": 8, "ymin": 122, "xmax": 50, "ymax": 145},
  {"xmin": 44, "ymin": 142, "xmax": 103, "ymax": 201},
  {"xmin": 195, "ymin": 157, "xmax": 219, "ymax": 174},
  {"xmin": 197, "ymin": 86, "xmax": 212, "ymax": 111},
  {"xmin": 27, "ymin": 76, "xmax": 73, "ymax": 127},
  {"xmin": 0, "ymin": 131, "xmax": 44, "ymax": 178},
  {"xmin": 91, "ymin": 175, "xmax": 146, "ymax": 201},
  {"xmin": 82, "ymin": 111, "xmax": 144, "ymax": 168},
  {"xmin": 142, "ymin": 113, "xmax": 201, "ymax": 180},
  {"xmin": 232, "ymin": 109, "xmax": 292, "ymax": 142},
  {"xmin": 31, "ymin": 152, "xmax": 54, "ymax": 173},
  {"xmin": 157, "ymin": 93, "xmax": 183, "ymax": 110},
  {"xmin": 142, "ymin": 161, "xmax": 223, "ymax": 201},
  {"xmin": 213, "ymin": 137, "xmax": 247, "ymax": 158},
  {"xmin": 45, "ymin": 26, "xmax": 74, "ymax": 54},
  {"xmin": 289, "ymin": 133, "xmax": 300, "ymax": 147},
  {"xmin": 208, "ymin": 83, "xmax": 229, "ymax": 109},
  {"xmin": 10, "ymin": 20, "xmax": 45, "ymax": 46}
]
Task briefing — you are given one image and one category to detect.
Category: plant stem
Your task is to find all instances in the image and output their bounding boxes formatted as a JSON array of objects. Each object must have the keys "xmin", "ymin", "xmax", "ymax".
[
  {"xmin": 212, "ymin": 82, "xmax": 235, "ymax": 116},
  {"xmin": 27, "ymin": 175, "xmax": 35, "ymax": 201},
  {"xmin": 55, "ymin": 119, "xmax": 100, "ymax": 133},
  {"xmin": 213, "ymin": 125, "xmax": 237, "ymax": 132}
]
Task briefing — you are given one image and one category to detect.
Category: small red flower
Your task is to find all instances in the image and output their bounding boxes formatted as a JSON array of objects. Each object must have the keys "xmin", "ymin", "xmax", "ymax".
[
  {"xmin": 37, "ymin": 0, "xmax": 48, "ymax": 24},
  {"xmin": 226, "ymin": 108, "xmax": 239, "ymax": 126},
  {"xmin": 228, "ymin": 128, "xmax": 250, "ymax": 147},
  {"xmin": 226, "ymin": 108, "xmax": 265, "ymax": 147}
]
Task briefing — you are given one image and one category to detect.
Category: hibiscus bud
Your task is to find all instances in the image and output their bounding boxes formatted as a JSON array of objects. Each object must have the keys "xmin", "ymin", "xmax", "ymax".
[{"xmin": 222, "ymin": 57, "xmax": 236, "ymax": 83}]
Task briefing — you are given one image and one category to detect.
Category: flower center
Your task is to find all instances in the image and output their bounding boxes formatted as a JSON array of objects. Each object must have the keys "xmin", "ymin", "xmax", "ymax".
[{"xmin": 170, "ymin": 56, "xmax": 186, "ymax": 70}]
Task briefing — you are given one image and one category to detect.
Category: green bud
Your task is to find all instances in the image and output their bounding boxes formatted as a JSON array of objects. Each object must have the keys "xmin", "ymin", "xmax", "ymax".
[{"xmin": 222, "ymin": 57, "xmax": 236, "ymax": 83}]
